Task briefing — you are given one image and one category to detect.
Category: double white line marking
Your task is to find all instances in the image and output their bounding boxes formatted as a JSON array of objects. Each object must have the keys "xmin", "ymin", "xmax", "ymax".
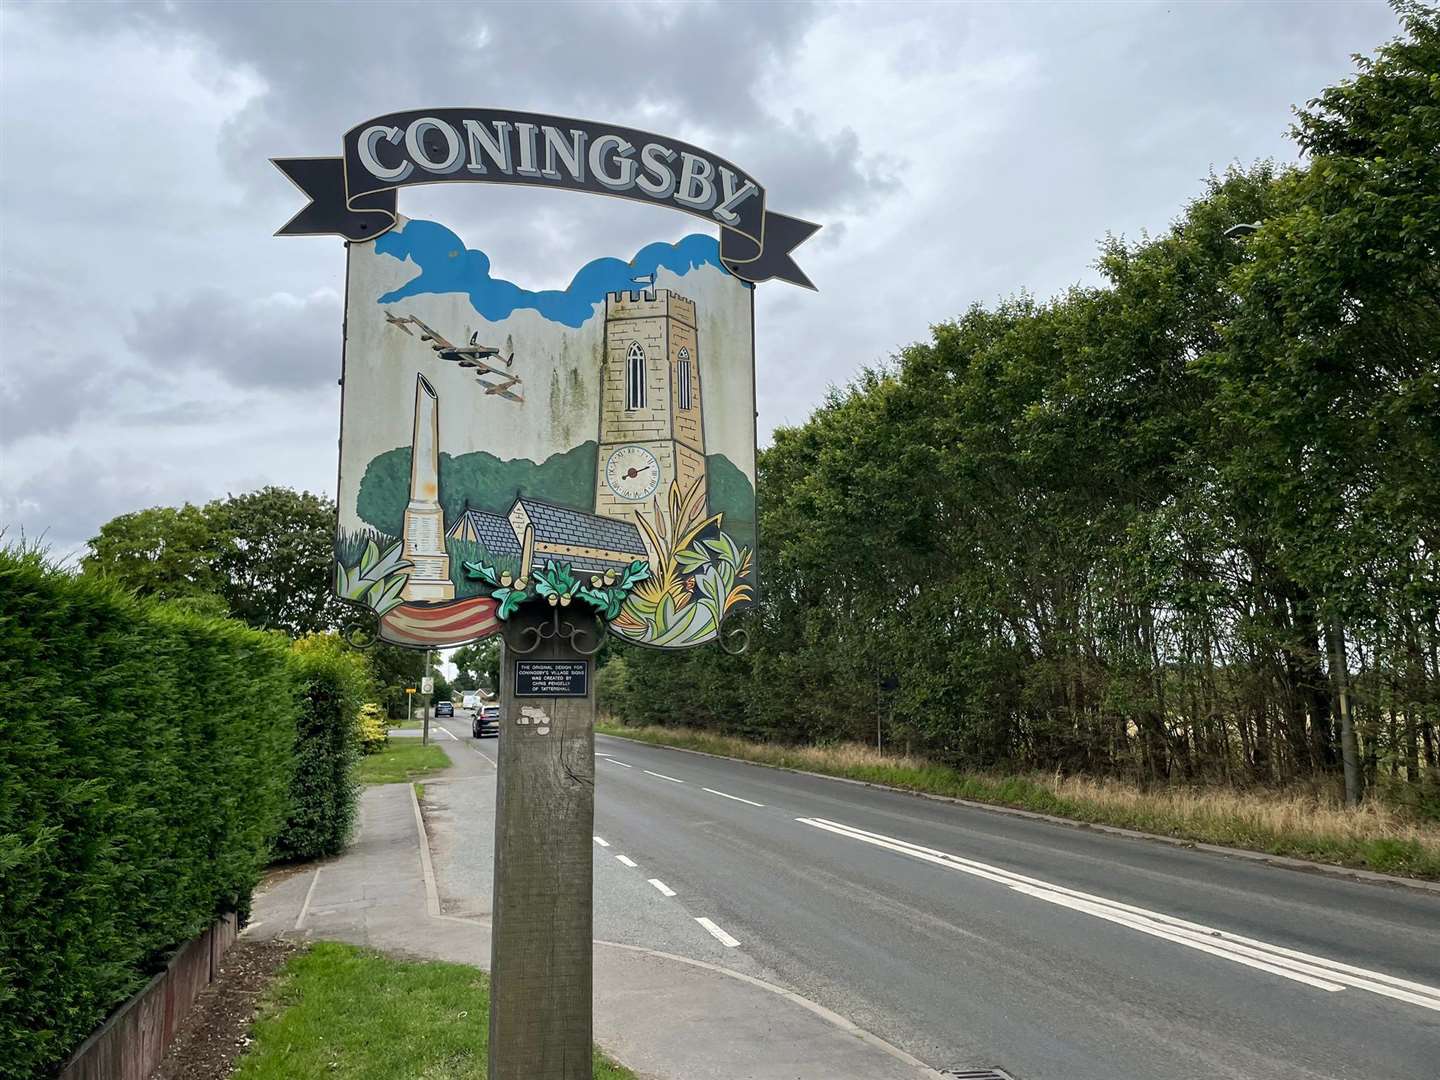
[{"xmin": 798, "ymin": 817, "xmax": 1440, "ymax": 1012}]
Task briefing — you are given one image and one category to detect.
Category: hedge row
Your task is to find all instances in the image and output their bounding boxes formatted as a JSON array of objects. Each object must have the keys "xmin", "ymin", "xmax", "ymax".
[
  {"xmin": 275, "ymin": 634, "xmax": 369, "ymax": 861},
  {"xmin": 0, "ymin": 549, "xmax": 299, "ymax": 1078}
]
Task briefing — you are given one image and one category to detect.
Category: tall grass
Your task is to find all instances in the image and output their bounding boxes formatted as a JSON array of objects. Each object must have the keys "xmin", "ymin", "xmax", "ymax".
[{"xmin": 595, "ymin": 723, "xmax": 1440, "ymax": 880}]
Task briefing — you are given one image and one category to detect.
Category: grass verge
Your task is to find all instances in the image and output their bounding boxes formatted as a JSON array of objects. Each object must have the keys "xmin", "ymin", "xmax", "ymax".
[
  {"xmin": 595, "ymin": 723, "xmax": 1440, "ymax": 881},
  {"xmin": 356, "ymin": 740, "xmax": 451, "ymax": 785},
  {"xmin": 233, "ymin": 941, "xmax": 633, "ymax": 1080}
]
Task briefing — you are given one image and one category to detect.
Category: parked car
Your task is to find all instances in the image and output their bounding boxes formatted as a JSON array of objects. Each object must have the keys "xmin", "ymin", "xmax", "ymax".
[
  {"xmin": 474, "ymin": 704, "xmax": 501, "ymax": 738},
  {"xmin": 435, "ymin": 700, "xmax": 454, "ymax": 718}
]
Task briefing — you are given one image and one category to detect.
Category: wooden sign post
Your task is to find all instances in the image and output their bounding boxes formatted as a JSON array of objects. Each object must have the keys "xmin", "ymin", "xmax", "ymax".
[
  {"xmin": 488, "ymin": 608, "xmax": 598, "ymax": 1079},
  {"xmin": 277, "ymin": 106, "xmax": 814, "ymax": 1080}
]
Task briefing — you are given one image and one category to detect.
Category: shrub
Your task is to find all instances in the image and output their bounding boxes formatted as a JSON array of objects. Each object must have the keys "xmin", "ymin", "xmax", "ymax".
[
  {"xmin": 273, "ymin": 635, "xmax": 372, "ymax": 860},
  {"xmin": 0, "ymin": 547, "xmax": 298, "ymax": 1078},
  {"xmin": 358, "ymin": 702, "xmax": 389, "ymax": 754}
]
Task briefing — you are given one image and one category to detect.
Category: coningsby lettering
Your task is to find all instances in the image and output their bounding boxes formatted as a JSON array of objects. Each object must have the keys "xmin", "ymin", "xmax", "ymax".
[
  {"xmin": 353, "ymin": 115, "xmax": 763, "ymax": 225},
  {"xmin": 464, "ymin": 119, "xmax": 513, "ymax": 174}
]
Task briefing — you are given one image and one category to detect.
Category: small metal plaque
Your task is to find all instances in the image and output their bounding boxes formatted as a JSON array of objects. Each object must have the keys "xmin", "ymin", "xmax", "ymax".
[{"xmin": 514, "ymin": 660, "xmax": 590, "ymax": 697}]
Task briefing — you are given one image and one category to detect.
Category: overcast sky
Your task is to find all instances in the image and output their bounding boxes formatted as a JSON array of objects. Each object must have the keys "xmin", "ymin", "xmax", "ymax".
[{"xmin": 0, "ymin": 0, "xmax": 1402, "ymax": 557}]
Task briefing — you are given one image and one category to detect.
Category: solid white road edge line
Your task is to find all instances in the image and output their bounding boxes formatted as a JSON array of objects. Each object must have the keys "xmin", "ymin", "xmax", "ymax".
[
  {"xmin": 703, "ymin": 787, "xmax": 765, "ymax": 807},
  {"xmin": 696, "ymin": 917, "xmax": 741, "ymax": 948},
  {"xmin": 616, "ymin": 855, "xmax": 638, "ymax": 867},
  {"xmin": 593, "ymin": 835, "xmax": 610, "ymax": 847},
  {"xmin": 649, "ymin": 878, "xmax": 677, "ymax": 897},
  {"xmin": 606, "ymin": 759, "xmax": 633, "ymax": 768},
  {"xmin": 798, "ymin": 816, "xmax": 1440, "ymax": 1010},
  {"xmin": 644, "ymin": 769, "xmax": 685, "ymax": 783},
  {"xmin": 812, "ymin": 817, "xmax": 1440, "ymax": 1007}
]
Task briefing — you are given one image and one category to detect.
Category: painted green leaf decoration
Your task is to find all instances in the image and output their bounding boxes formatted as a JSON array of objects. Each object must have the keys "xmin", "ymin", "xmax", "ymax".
[
  {"xmin": 674, "ymin": 547, "xmax": 710, "ymax": 572},
  {"xmin": 703, "ymin": 533, "xmax": 739, "ymax": 565},
  {"xmin": 621, "ymin": 560, "xmax": 651, "ymax": 589},
  {"xmin": 463, "ymin": 559, "xmax": 501, "ymax": 586},
  {"xmin": 359, "ymin": 538, "xmax": 381, "ymax": 575}
]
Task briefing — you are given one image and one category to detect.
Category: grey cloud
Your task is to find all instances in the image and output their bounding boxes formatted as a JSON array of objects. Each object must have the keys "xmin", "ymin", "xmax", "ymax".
[
  {"xmin": 0, "ymin": 446, "xmax": 214, "ymax": 556},
  {"xmin": 125, "ymin": 288, "xmax": 343, "ymax": 390},
  {"xmin": 27, "ymin": 0, "xmax": 886, "ymax": 221},
  {"xmin": 0, "ymin": 271, "xmax": 109, "ymax": 443}
]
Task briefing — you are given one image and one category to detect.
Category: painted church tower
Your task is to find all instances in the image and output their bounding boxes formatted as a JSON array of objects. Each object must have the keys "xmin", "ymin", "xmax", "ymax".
[{"xmin": 594, "ymin": 289, "xmax": 706, "ymax": 530}]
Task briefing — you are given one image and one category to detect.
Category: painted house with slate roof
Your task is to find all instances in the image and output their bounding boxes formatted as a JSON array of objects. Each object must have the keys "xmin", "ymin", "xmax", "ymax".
[
  {"xmin": 447, "ymin": 506, "xmax": 523, "ymax": 559},
  {"xmin": 508, "ymin": 496, "xmax": 647, "ymax": 576},
  {"xmin": 446, "ymin": 496, "xmax": 647, "ymax": 578}
]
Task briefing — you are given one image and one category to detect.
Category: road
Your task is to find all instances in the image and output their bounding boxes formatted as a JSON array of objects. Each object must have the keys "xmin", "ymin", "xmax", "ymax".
[{"xmin": 429, "ymin": 718, "xmax": 1440, "ymax": 1079}]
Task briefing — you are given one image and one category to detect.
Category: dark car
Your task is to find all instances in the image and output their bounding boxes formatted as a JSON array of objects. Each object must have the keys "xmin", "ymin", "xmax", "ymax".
[
  {"xmin": 473, "ymin": 705, "xmax": 500, "ymax": 738},
  {"xmin": 435, "ymin": 700, "xmax": 454, "ymax": 718}
]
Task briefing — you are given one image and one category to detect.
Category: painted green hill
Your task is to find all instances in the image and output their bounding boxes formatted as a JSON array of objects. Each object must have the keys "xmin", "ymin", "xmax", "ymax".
[
  {"xmin": 355, "ymin": 439, "xmax": 755, "ymax": 561},
  {"xmin": 707, "ymin": 452, "xmax": 756, "ymax": 556},
  {"xmin": 357, "ymin": 441, "xmax": 599, "ymax": 537}
]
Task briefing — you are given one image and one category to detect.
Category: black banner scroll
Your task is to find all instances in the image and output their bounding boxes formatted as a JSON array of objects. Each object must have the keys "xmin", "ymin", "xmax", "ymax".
[{"xmin": 274, "ymin": 108, "xmax": 819, "ymax": 289}]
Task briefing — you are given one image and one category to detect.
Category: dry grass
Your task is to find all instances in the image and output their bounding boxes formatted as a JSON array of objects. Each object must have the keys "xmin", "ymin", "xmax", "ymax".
[{"xmin": 595, "ymin": 723, "xmax": 1440, "ymax": 880}]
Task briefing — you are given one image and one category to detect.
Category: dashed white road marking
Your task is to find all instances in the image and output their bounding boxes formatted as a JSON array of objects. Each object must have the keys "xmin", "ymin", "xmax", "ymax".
[
  {"xmin": 605, "ymin": 759, "xmax": 633, "ymax": 768},
  {"xmin": 644, "ymin": 769, "xmax": 685, "ymax": 784},
  {"xmin": 702, "ymin": 787, "xmax": 764, "ymax": 807},
  {"xmin": 798, "ymin": 816, "xmax": 1440, "ymax": 1010},
  {"xmin": 615, "ymin": 855, "xmax": 638, "ymax": 868},
  {"xmin": 696, "ymin": 917, "xmax": 740, "ymax": 948},
  {"xmin": 648, "ymin": 878, "xmax": 677, "ymax": 897},
  {"xmin": 593, "ymin": 836, "xmax": 610, "ymax": 848}
]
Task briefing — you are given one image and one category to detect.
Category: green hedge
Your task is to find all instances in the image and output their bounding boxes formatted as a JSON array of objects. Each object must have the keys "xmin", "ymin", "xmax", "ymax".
[
  {"xmin": 0, "ymin": 548, "xmax": 298, "ymax": 1078},
  {"xmin": 274, "ymin": 635, "xmax": 369, "ymax": 860}
]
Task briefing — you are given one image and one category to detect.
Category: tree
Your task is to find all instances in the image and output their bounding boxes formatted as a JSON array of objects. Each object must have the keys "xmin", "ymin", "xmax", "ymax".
[
  {"xmin": 207, "ymin": 487, "xmax": 340, "ymax": 636},
  {"xmin": 370, "ymin": 643, "xmax": 427, "ymax": 718},
  {"xmin": 84, "ymin": 486, "xmax": 342, "ymax": 636},
  {"xmin": 452, "ymin": 639, "xmax": 501, "ymax": 692},
  {"xmin": 81, "ymin": 504, "xmax": 220, "ymax": 602}
]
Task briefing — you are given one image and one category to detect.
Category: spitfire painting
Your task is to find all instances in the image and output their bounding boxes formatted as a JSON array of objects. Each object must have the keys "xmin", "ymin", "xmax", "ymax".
[{"xmin": 333, "ymin": 216, "xmax": 757, "ymax": 649}]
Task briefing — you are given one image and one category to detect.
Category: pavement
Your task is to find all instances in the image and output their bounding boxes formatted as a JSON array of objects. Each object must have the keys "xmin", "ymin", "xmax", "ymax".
[
  {"xmin": 250, "ymin": 719, "xmax": 1440, "ymax": 1079},
  {"xmin": 247, "ymin": 723, "xmax": 940, "ymax": 1080}
]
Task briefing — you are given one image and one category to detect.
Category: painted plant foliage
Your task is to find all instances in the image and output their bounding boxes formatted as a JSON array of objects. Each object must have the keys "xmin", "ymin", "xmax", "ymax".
[{"xmin": 334, "ymin": 216, "xmax": 757, "ymax": 649}]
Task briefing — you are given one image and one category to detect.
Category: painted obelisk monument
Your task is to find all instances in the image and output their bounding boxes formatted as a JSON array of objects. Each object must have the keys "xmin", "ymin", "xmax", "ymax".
[{"xmin": 401, "ymin": 374, "xmax": 454, "ymax": 601}]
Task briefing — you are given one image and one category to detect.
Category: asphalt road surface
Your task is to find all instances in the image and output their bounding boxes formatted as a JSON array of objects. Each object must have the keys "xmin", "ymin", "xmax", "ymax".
[{"xmin": 432, "ymin": 718, "xmax": 1440, "ymax": 1079}]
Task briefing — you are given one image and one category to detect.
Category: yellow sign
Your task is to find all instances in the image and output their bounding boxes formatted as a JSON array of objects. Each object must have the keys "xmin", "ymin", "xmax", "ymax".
[{"xmin": 405, "ymin": 687, "xmax": 417, "ymax": 695}]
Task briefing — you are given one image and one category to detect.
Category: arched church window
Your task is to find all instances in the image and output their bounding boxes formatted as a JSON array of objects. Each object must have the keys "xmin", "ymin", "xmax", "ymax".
[
  {"xmin": 677, "ymin": 346, "xmax": 693, "ymax": 411},
  {"xmin": 627, "ymin": 342, "xmax": 646, "ymax": 410}
]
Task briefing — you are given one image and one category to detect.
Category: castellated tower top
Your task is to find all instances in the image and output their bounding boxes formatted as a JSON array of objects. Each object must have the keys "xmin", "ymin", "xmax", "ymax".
[{"xmin": 604, "ymin": 288, "xmax": 696, "ymax": 329}]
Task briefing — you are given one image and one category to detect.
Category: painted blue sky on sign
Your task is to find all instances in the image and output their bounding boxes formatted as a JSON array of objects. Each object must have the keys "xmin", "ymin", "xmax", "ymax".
[{"xmin": 375, "ymin": 219, "xmax": 742, "ymax": 328}]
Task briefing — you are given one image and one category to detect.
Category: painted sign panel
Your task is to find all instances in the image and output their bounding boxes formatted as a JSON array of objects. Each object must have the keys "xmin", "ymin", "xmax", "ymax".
[
  {"xmin": 333, "ymin": 216, "xmax": 757, "ymax": 650},
  {"xmin": 514, "ymin": 661, "xmax": 590, "ymax": 698}
]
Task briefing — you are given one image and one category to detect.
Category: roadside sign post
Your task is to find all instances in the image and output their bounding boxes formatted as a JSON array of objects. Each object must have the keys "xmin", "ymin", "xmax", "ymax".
[
  {"xmin": 421, "ymin": 673, "xmax": 434, "ymax": 746},
  {"xmin": 276, "ymin": 106, "xmax": 813, "ymax": 1080},
  {"xmin": 406, "ymin": 686, "xmax": 416, "ymax": 724},
  {"xmin": 489, "ymin": 610, "xmax": 598, "ymax": 1077}
]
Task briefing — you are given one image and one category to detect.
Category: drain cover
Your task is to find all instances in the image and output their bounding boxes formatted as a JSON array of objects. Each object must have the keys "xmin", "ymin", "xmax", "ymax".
[{"xmin": 941, "ymin": 1070, "xmax": 1016, "ymax": 1080}]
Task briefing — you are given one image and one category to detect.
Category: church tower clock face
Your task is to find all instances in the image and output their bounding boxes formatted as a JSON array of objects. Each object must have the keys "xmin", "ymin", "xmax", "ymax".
[{"xmin": 605, "ymin": 445, "xmax": 660, "ymax": 501}]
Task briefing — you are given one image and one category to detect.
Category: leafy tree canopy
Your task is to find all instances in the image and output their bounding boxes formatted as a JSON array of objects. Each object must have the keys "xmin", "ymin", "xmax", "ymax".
[{"xmin": 83, "ymin": 486, "xmax": 340, "ymax": 637}]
